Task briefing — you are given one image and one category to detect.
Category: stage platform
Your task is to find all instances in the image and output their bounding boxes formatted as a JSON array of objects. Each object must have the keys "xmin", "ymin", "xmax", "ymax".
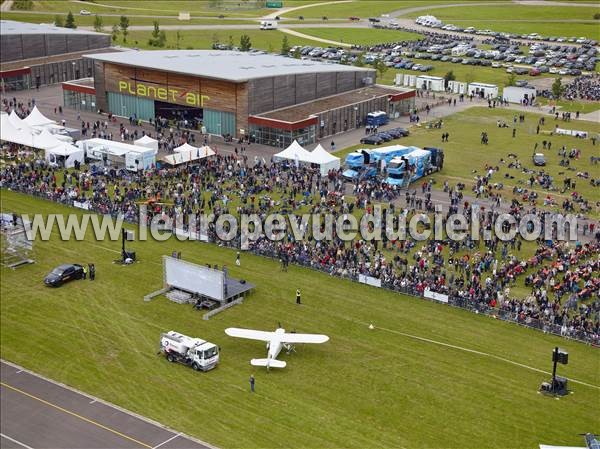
[{"xmin": 224, "ymin": 277, "xmax": 255, "ymax": 302}]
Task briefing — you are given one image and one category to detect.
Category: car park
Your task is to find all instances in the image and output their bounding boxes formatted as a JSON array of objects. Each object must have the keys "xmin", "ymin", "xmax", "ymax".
[{"xmin": 44, "ymin": 264, "xmax": 84, "ymax": 287}]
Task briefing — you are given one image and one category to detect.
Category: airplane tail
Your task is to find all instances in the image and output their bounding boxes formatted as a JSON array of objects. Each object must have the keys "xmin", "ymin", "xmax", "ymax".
[{"xmin": 251, "ymin": 358, "xmax": 286, "ymax": 368}]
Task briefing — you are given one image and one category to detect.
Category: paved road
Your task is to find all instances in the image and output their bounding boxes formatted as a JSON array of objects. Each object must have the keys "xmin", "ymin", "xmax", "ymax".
[{"xmin": 0, "ymin": 360, "xmax": 213, "ymax": 449}]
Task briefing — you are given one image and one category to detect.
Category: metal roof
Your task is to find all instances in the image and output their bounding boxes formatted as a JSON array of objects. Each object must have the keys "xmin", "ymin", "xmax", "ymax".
[
  {"xmin": 84, "ymin": 50, "xmax": 373, "ymax": 82},
  {"xmin": 0, "ymin": 20, "xmax": 107, "ymax": 36}
]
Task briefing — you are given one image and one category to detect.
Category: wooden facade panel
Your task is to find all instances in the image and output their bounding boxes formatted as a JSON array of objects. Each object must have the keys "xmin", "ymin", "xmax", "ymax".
[
  {"xmin": 22, "ymin": 34, "xmax": 45, "ymax": 59},
  {"xmin": 316, "ymin": 72, "xmax": 336, "ymax": 99},
  {"xmin": 102, "ymin": 63, "xmax": 237, "ymax": 111}
]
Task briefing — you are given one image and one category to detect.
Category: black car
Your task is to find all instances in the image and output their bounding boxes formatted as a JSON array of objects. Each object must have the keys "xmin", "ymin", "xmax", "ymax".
[
  {"xmin": 44, "ymin": 264, "xmax": 84, "ymax": 287},
  {"xmin": 360, "ymin": 135, "xmax": 384, "ymax": 145},
  {"xmin": 532, "ymin": 153, "xmax": 546, "ymax": 166},
  {"xmin": 375, "ymin": 132, "xmax": 393, "ymax": 141},
  {"xmin": 389, "ymin": 127, "xmax": 409, "ymax": 137}
]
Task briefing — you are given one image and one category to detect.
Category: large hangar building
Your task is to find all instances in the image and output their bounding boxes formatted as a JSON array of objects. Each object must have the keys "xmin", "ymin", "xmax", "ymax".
[
  {"xmin": 0, "ymin": 20, "xmax": 111, "ymax": 92},
  {"xmin": 86, "ymin": 50, "xmax": 415, "ymax": 146}
]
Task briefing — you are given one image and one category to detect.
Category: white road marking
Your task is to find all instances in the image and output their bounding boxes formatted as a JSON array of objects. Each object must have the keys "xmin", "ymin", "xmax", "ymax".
[
  {"xmin": 89, "ymin": 399, "xmax": 97, "ymax": 404},
  {"xmin": 153, "ymin": 433, "xmax": 182, "ymax": 449},
  {"xmin": 16, "ymin": 370, "xmax": 22, "ymax": 373},
  {"xmin": 0, "ymin": 433, "xmax": 35, "ymax": 449},
  {"xmin": 358, "ymin": 321, "xmax": 600, "ymax": 390}
]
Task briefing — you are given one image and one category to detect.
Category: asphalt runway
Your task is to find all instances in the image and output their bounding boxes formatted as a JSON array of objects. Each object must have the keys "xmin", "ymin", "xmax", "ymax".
[{"xmin": 0, "ymin": 361, "xmax": 213, "ymax": 449}]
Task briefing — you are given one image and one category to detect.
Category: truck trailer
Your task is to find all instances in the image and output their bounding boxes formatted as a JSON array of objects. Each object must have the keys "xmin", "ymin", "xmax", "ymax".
[
  {"xmin": 342, "ymin": 145, "xmax": 411, "ymax": 180},
  {"xmin": 384, "ymin": 147, "xmax": 444, "ymax": 186},
  {"xmin": 160, "ymin": 331, "xmax": 220, "ymax": 371}
]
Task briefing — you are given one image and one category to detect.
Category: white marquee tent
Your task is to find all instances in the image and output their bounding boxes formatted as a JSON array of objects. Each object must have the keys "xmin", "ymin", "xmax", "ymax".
[
  {"xmin": 0, "ymin": 112, "xmax": 63, "ymax": 150},
  {"xmin": 134, "ymin": 134, "xmax": 159, "ymax": 151},
  {"xmin": 273, "ymin": 140, "xmax": 313, "ymax": 165},
  {"xmin": 45, "ymin": 142, "xmax": 84, "ymax": 168},
  {"xmin": 310, "ymin": 144, "xmax": 341, "ymax": 175},
  {"xmin": 22, "ymin": 106, "xmax": 55, "ymax": 127},
  {"xmin": 163, "ymin": 145, "xmax": 216, "ymax": 165}
]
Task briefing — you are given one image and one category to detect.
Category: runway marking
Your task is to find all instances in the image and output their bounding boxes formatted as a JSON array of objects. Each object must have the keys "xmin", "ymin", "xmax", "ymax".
[
  {"xmin": 153, "ymin": 433, "xmax": 182, "ymax": 449},
  {"xmin": 356, "ymin": 321, "xmax": 600, "ymax": 390},
  {"xmin": 0, "ymin": 382, "xmax": 153, "ymax": 448},
  {"xmin": 0, "ymin": 433, "xmax": 34, "ymax": 449},
  {"xmin": 89, "ymin": 399, "xmax": 97, "ymax": 404}
]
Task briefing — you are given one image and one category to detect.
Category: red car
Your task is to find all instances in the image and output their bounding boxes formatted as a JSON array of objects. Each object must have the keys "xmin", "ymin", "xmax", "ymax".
[
  {"xmin": 529, "ymin": 68, "xmax": 541, "ymax": 76},
  {"xmin": 349, "ymin": 16, "xmax": 360, "ymax": 21}
]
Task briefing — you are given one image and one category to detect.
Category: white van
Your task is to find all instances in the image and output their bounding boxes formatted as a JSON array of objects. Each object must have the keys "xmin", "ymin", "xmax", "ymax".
[{"xmin": 260, "ymin": 20, "xmax": 277, "ymax": 30}]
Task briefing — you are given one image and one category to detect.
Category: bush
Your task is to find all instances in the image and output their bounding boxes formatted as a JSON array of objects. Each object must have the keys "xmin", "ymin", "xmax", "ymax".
[{"xmin": 594, "ymin": 12, "xmax": 600, "ymax": 20}]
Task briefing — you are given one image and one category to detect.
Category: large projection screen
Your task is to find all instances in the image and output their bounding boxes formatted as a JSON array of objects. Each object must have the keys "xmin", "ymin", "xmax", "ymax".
[{"xmin": 163, "ymin": 256, "xmax": 224, "ymax": 300}]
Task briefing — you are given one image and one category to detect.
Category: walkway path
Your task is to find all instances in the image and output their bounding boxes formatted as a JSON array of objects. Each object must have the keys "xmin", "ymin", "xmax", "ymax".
[
  {"xmin": 279, "ymin": 28, "xmax": 352, "ymax": 47},
  {"xmin": 0, "ymin": 0, "xmax": 14, "ymax": 12}
]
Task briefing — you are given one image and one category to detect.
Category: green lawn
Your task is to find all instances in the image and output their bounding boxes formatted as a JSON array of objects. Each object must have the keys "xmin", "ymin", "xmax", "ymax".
[
  {"xmin": 294, "ymin": 27, "xmax": 422, "ymax": 45},
  {"xmin": 1, "ymin": 190, "xmax": 599, "ymax": 449},
  {"xmin": 337, "ymin": 107, "xmax": 600, "ymax": 216},
  {"xmin": 27, "ymin": 0, "xmax": 276, "ymax": 17},
  {"xmin": 401, "ymin": 5, "xmax": 600, "ymax": 39},
  {"xmin": 127, "ymin": 29, "xmax": 317, "ymax": 51},
  {"xmin": 0, "ymin": 11, "xmax": 255, "ymax": 26},
  {"xmin": 537, "ymin": 98, "xmax": 600, "ymax": 114},
  {"xmin": 281, "ymin": 1, "xmax": 454, "ymax": 19}
]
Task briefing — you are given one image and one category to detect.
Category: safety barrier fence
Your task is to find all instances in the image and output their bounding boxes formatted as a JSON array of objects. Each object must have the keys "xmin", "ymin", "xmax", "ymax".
[{"xmin": 3, "ymin": 185, "xmax": 598, "ymax": 347}]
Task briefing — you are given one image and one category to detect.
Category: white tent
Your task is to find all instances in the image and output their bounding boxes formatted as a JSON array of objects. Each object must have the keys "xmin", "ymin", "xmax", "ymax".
[
  {"xmin": 163, "ymin": 145, "xmax": 215, "ymax": 165},
  {"xmin": 173, "ymin": 142, "xmax": 199, "ymax": 153},
  {"xmin": 8, "ymin": 110, "xmax": 28, "ymax": 130},
  {"xmin": 310, "ymin": 144, "xmax": 341, "ymax": 175},
  {"xmin": 45, "ymin": 142, "xmax": 84, "ymax": 168},
  {"xmin": 23, "ymin": 106, "xmax": 55, "ymax": 127},
  {"xmin": 0, "ymin": 113, "xmax": 60, "ymax": 149},
  {"xmin": 134, "ymin": 134, "xmax": 159, "ymax": 151},
  {"xmin": 273, "ymin": 140, "xmax": 313, "ymax": 165}
]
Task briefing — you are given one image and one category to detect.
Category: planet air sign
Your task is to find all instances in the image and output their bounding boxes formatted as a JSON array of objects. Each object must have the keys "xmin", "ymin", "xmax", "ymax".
[{"xmin": 118, "ymin": 80, "xmax": 210, "ymax": 108}]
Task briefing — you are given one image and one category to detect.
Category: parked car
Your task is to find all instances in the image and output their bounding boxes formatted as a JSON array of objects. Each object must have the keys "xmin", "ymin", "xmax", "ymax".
[
  {"xmin": 360, "ymin": 135, "xmax": 384, "ymax": 145},
  {"xmin": 349, "ymin": 16, "xmax": 360, "ymax": 21},
  {"xmin": 79, "ymin": 9, "xmax": 91, "ymax": 15},
  {"xmin": 44, "ymin": 264, "xmax": 84, "ymax": 287},
  {"xmin": 533, "ymin": 153, "xmax": 546, "ymax": 166}
]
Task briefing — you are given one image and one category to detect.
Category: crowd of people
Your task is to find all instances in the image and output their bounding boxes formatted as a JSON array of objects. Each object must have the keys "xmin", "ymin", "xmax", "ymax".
[
  {"xmin": 562, "ymin": 74, "xmax": 600, "ymax": 102},
  {"xmin": 1, "ymin": 147, "xmax": 598, "ymax": 344}
]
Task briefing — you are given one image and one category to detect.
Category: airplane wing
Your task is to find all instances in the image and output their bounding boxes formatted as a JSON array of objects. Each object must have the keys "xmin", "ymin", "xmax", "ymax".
[
  {"xmin": 280, "ymin": 333, "xmax": 330, "ymax": 344},
  {"xmin": 225, "ymin": 328, "xmax": 274, "ymax": 342}
]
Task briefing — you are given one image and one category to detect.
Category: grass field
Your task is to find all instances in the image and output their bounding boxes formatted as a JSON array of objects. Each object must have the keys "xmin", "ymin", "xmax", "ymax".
[
  {"xmin": 0, "ymin": 11, "xmax": 255, "ymax": 26},
  {"xmin": 402, "ymin": 5, "xmax": 600, "ymax": 39},
  {"xmin": 537, "ymin": 98, "xmax": 600, "ymax": 114},
  {"xmin": 292, "ymin": 27, "xmax": 422, "ymax": 45},
  {"xmin": 127, "ymin": 29, "xmax": 317, "ymax": 51},
  {"xmin": 337, "ymin": 107, "xmax": 600, "ymax": 216},
  {"xmin": 1, "ymin": 190, "xmax": 599, "ymax": 449},
  {"xmin": 280, "ymin": 1, "xmax": 454, "ymax": 19}
]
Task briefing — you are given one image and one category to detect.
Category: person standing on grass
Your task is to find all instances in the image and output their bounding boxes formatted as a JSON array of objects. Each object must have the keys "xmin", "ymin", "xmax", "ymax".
[
  {"xmin": 296, "ymin": 288, "xmax": 301, "ymax": 305},
  {"xmin": 89, "ymin": 263, "xmax": 95, "ymax": 281},
  {"xmin": 82, "ymin": 264, "xmax": 87, "ymax": 280},
  {"xmin": 250, "ymin": 374, "xmax": 255, "ymax": 393},
  {"xmin": 236, "ymin": 251, "xmax": 241, "ymax": 266}
]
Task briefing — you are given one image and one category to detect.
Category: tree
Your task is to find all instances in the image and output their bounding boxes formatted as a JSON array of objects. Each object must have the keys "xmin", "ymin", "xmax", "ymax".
[
  {"xmin": 64, "ymin": 11, "xmax": 77, "ymax": 29},
  {"xmin": 228, "ymin": 35, "xmax": 234, "ymax": 50},
  {"xmin": 151, "ymin": 20, "xmax": 160, "ymax": 40},
  {"xmin": 93, "ymin": 15, "xmax": 104, "ymax": 32},
  {"xmin": 54, "ymin": 15, "xmax": 64, "ymax": 27},
  {"xmin": 119, "ymin": 16, "xmax": 130, "ymax": 43},
  {"xmin": 552, "ymin": 77, "xmax": 565, "ymax": 99},
  {"xmin": 374, "ymin": 59, "xmax": 388, "ymax": 79},
  {"xmin": 506, "ymin": 72, "xmax": 517, "ymax": 87},
  {"xmin": 353, "ymin": 52, "xmax": 365, "ymax": 67},
  {"xmin": 111, "ymin": 24, "xmax": 119, "ymax": 42},
  {"xmin": 593, "ymin": 12, "xmax": 600, "ymax": 20},
  {"xmin": 281, "ymin": 35, "xmax": 291, "ymax": 55},
  {"xmin": 176, "ymin": 30, "xmax": 182, "ymax": 49},
  {"xmin": 240, "ymin": 34, "xmax": 252, "ymax": 52},
  {"xmin": 443, "ymin": 70, "xmax": 455, "ymax": 88},
  {"xmin": 293, "ymin": 47, "xmax": 301, "ymax": 59}
]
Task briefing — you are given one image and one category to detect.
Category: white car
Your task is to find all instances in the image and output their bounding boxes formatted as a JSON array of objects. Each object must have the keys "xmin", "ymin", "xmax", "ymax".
[
  {"xmin": 558, "ymin": 68, "xmax": 569, "ymax": 75},
  {"xmin": 79, "ymin": 9, "xmax": 91, "ymax": 15},
  {"xmin": 492, "ymin": 62, "xmax": 501, "ymax": 68},
  {"xmin": 506, "ymin": 67, "xmax": 514, "ymax": 73},
  {"xmin": 576, "ymin": 37, "xmax": 587, "ymax": 43},
  {"xmin": 549, "ymin": 67, "xmax": 559, "ymax": 74}
]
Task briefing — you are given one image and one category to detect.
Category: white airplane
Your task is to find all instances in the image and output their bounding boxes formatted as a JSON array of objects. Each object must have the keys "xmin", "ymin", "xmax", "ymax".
[{"xmin": 225, "ymin": 327, "xmax": 329, "ymax": 369}]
